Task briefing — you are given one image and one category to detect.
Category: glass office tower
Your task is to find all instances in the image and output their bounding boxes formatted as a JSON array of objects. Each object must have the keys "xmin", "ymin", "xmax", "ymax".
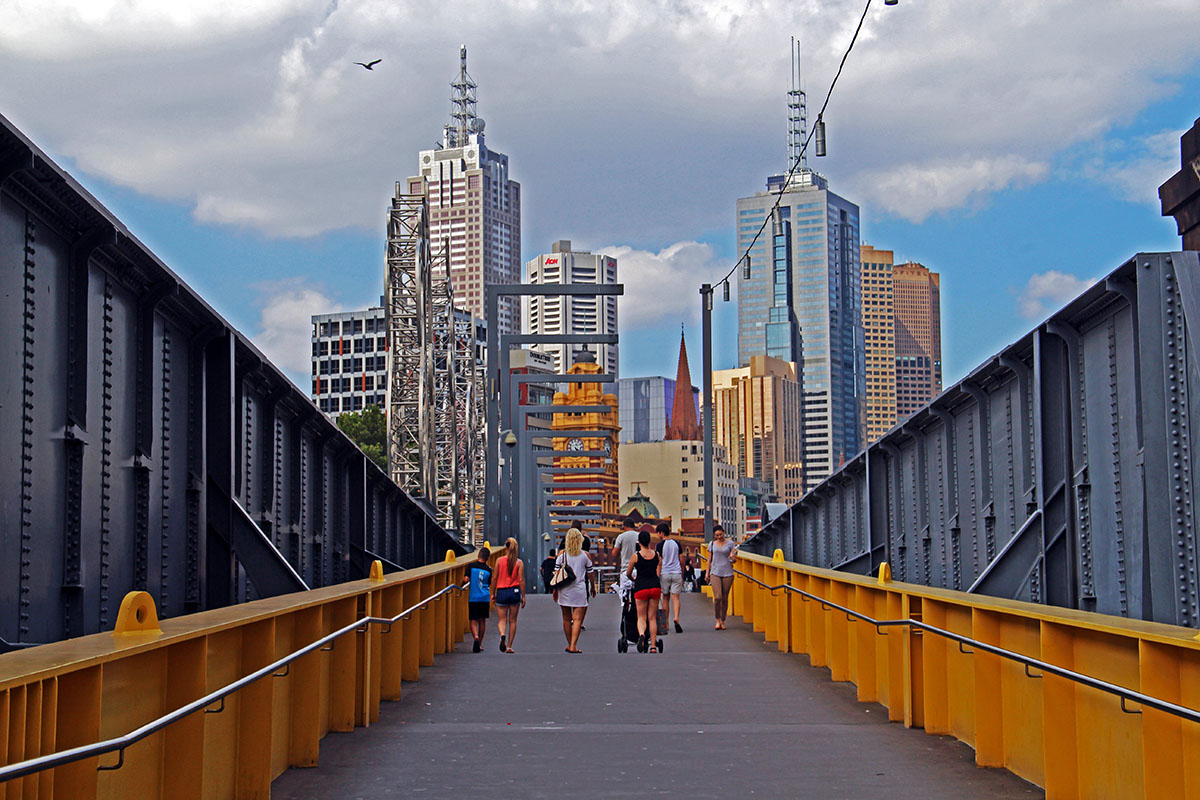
[{"xmin": 737, "ymin": 170, "xmax": 864, "ymax": 492}]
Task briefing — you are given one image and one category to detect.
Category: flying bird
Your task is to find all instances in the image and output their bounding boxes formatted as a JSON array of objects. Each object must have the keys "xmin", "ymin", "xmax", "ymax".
[{"xmin": 354, "ymin": 59, "xmax": 382, "ymax": 70}]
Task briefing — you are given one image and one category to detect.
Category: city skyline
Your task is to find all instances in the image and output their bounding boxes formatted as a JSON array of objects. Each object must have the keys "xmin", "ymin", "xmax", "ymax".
[{"xmin": 0, "ymin": 2, "xmax": 1194, "ymax": 394}]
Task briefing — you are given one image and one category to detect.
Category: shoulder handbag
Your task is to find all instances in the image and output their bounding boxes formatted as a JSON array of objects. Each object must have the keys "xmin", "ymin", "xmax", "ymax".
[{"xmin": 549, "ymin": 554, "xmax": 576, "ymax": 591}]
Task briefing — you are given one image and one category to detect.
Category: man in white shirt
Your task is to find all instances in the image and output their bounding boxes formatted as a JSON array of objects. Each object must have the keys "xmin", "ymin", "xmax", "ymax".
[
  {"xmin": 612, "ymin": 517, "xmax": 640, "ymax": 595},
  {"xmin": 656, "ymin": 523, "xmax": 684, "ymax": 632}
]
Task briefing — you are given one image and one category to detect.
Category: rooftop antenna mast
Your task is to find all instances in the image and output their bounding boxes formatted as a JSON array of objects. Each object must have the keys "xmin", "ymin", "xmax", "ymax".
[
  {"xmin": 787, "ymin": 36, "xmax": 807, "ymax": 174},
  {"xmin": 443, "ymin": 44, "xmax": 485, "ymax": 149}
]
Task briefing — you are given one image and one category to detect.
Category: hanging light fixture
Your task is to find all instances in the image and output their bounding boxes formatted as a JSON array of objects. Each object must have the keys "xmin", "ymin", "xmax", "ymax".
[
  {"xmin": 723, "ymin": 280, "xmax": 731, "ymax": 302},
  {"xmin": 815, "ymin": 116, "xmax": 827, "ymax": 157},
  {"xmin": 772, "ymin": 207, "xmax": 784, "ymax": 237},
  {"xmin": 742, "ymin": 254, "xmax": 752, "ymax": 280}
]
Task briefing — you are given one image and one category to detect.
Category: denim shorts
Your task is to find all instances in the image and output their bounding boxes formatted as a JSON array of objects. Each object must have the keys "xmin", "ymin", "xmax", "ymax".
[{"xmin": 495, "ymin": 586, "xmax": 521, "ymax": 606}]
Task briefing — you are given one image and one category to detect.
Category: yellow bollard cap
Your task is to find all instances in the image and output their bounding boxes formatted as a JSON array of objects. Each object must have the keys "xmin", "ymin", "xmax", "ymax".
[
  {"xmin": 877, "ymin": 562, "xmax": 893, "ymax": 585},
  {"xmin": 114, "ymin": 591, "xmax": 161, "ymax": 634},
  {"xmin": 445, "ymin": 549, "xmax": 457, "ymax": 563},
  {"xmin": 370, "ymin": 560, "xmax": 385, "ymax": 581},
  {"xmin": 772, "ymin": 548, "xmax": 785, "ymax": 563},
  {"xmin": 483, "ymin": 541, "xmax": 492, "ymax": 549}
]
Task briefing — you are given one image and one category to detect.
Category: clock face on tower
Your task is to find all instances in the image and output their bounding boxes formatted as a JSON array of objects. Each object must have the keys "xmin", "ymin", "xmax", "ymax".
[{"xmin": 567, "ymin": 438, "xmax": 584, "ymax": 452}]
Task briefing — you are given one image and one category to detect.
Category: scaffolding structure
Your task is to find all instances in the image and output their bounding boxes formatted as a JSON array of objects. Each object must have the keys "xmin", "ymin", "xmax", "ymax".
[
  {"xmin": 386, "ymin": 184, "xmax": 487, "ymax": 543},
  {"xmin": 385, "ymin": 184, "xmax": 435, "ymax": 503}
]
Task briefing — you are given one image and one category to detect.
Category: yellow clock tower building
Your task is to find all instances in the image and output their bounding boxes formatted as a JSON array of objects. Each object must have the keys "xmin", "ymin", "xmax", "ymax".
[{"xmin": 551, "ymin": 350, "xmax": 620, "ymax": 540}]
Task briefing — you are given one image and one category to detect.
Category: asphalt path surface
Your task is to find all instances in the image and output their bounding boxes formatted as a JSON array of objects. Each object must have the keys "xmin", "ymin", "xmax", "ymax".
[{"xmin": 273, "ymin": 592, "xmax": 1040, "ymax": 799}]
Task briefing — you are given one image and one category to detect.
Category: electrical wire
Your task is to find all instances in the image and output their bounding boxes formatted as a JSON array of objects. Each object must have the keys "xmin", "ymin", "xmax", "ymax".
[{"xmin": 709, "ymin": 0, "xmax": 879, "ymax": 292}]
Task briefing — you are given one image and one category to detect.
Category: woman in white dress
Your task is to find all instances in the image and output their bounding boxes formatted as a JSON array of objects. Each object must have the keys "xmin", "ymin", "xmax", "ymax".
[{"xmin": 552, "ymin": 527, "xmax": 595, "ymax": 653}]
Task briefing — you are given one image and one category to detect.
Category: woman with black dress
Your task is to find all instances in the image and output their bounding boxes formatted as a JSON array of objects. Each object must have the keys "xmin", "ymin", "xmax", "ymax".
[{"xmin": 625, "ymin": 529, "xmax": 663, "ymax": 653}]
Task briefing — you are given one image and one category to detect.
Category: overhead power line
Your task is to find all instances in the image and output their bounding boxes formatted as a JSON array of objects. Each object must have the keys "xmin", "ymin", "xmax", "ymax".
[{"xmin": 712, "ymin": 0, "xmax": 882, "ymax": 291}]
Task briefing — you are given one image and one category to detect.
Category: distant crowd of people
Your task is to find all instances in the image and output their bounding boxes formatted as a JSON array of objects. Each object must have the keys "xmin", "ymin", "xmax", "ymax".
[{"xmin": 463, "ymin": 517, "xmax": 737, "ymax": 654}]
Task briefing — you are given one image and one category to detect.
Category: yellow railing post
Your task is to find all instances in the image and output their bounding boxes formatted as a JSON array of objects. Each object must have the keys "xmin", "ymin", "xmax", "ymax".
[
  {"xmin": 418, "ymin": 577, "xmax": 436, "ymax": 668},
  {"xmin": 1040, "ymin": 621, "xmax": 1080, "ymax": 797},
  {"xmin": 762, "ymin": 559, "xmax": 778, "ymax": 644},
  {"xmin": 289, "ymin": 607, "xmax": 323, "ymax": 766},
  {"xmin": 1138, "ymin": 640, "xmax": 1190, "ymax": 799},
  {"xmin": 401, "ymin": 580, "xmax": 422, "ymax": 682}
]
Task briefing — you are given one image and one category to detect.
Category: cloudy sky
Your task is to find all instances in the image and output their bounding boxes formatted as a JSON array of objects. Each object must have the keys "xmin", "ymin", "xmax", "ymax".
[{"xmin": 2, "ymin": 0, "xmax": 1197, "ymax": 388}]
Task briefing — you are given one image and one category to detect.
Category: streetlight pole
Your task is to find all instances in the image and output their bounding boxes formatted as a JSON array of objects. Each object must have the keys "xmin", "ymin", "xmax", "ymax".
[{"xmin": 701, "ymin": 283, "xmax": 715, "ymax": 543}]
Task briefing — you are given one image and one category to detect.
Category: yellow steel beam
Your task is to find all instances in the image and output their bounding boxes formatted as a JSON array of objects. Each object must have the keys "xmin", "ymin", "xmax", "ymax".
[
  {"xmin": 729, "ymin": 551, "xmax": 1200, "ymax": 799},
  {"xmin": 0, "ymin": 552, "xmax": 480, "ymax": 799}
]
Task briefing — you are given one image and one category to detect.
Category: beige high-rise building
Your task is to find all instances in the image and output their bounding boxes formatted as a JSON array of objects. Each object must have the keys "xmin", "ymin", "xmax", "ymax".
[
  {"xmin": 861, "ymin": 245, "xmax": 897, "ymax": 441},
  {"xmin": 713, "ymin": 356, "xmax": 804, "ymax": 504},
  {"xmin": 404, "ymin": 47, "xmax": 521, "ymax": 337},
  {"xmin": 894, "ymin": 262, "xmax": 942, "ymax": 419},
  {"xmin": 618, "ymin": 441, "xmax": 743, "ymax": 537}
]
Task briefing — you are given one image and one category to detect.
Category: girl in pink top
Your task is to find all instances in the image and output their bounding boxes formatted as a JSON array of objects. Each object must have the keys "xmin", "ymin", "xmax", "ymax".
[{"xmin": 492, "ymin": 537, "xmax": 526, "ymax": 653}]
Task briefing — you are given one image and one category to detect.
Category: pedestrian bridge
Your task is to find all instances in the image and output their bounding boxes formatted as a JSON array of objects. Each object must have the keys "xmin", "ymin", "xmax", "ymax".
[
  {"xmin": 5, "ymin": 94, "xmax": 1200, "ymax": 800},
  {"xmin": 3, "ymin": 548, "xmax": 1198, "ymax": 799}
]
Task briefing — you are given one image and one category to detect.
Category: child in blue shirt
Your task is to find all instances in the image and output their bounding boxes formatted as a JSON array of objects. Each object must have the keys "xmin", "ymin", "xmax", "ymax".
[{"xmin": 464, "ymin": 548, "xmax": 492, "ymax": 652}]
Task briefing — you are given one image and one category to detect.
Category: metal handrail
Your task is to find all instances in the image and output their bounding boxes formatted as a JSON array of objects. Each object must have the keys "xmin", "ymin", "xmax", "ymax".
[
  {"xmin": 728, "ymin": 564, "xmax": 1200, "ymax": 724},
  {"xmin": 0, "ymin": 579, "xmax": 466, "ymax": 784}
]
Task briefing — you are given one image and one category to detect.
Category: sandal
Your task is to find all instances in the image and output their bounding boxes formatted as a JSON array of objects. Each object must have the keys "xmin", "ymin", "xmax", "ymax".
[
  {"xmin": 506, "ymin": 648, "xmax": 515, "ymax": 653},
  {"xmin": 649, "ymin": 646, "xmax": 658, "ymax": 653}
]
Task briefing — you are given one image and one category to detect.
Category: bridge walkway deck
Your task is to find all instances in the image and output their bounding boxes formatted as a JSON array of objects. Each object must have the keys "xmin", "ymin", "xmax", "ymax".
[{"xmin": 272, "ymin": 592, "xmax": 1039, "ymax": 798}]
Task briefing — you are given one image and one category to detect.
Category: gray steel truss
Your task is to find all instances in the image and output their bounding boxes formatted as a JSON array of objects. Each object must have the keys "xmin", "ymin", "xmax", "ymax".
[
  {"xmin": 0, "ymin": 114, "xmax": 464, "ymax": 650},
  {"xmin": 385, "ymin": 183, "xmax": 435, "ymax": 502},
  {"xmin": 745, "ymin": 251, "xmax": 1200, "ymax": 628}
]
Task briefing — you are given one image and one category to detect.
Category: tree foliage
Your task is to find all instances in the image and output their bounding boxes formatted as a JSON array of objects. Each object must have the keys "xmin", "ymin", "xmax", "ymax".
[{"xmin": 337, "ymin": 405, "xmax": 387, "ymax": 469}]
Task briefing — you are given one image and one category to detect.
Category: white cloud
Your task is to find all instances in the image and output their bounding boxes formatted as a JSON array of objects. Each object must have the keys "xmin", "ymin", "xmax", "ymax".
[
  {"xmin": 250, "ymin": 279, "xmax": 344, "ymax": 384},
  {"xmin": 588, "ymin": 241, "xmax": 724, "ymax": 330},
  {"xmin": 1, "ymin": 0, "xmax": 1199, "ymax": 242},
  {"xmin": 854, "ymin": 156, "xmax": 1049, "ymax": 223},
  {"xmin": 1082, "ymin": 128, "xmax": 1184, "ymax": 207},
  {"xmin": 1016, "ymin": 270, "xmax": 1096, "ymax": 320}
]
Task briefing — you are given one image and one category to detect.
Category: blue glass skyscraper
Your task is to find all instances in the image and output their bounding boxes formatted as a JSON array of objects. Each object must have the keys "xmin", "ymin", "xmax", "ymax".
[{"xmin": 736, "ymin": 170, "xmax": 864, "ymax": 492}]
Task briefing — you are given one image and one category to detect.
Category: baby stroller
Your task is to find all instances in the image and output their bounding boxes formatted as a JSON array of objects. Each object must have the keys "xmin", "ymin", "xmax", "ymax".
[{"xmin": 617, "ymin": 581, "xmax": 664, "ymax": 653}]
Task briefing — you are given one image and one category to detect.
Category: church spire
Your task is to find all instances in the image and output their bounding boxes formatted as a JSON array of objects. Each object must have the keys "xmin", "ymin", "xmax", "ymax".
[{"xmin": 666, "ymin": 330, "xmax": 701, "ymax": 440}]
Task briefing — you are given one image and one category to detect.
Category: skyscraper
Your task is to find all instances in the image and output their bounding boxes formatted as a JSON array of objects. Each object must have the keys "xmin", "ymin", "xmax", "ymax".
[
  {"xmin": 737, "ymin": 172, "xmax": 863, "ymax": 491},
  {"xmin": 713, "ymin": 356, "xmax": 805, "ymax": 504},
  {"xmin": 404, "ymin": 46, "xmax": 521, "ymax": 337},
  {"xmin": 893, "ymin": 262, "xmax": 942, "ymax": 419},
  {"xmin": 736, "ymin": 41, "xmax": 864, "ymax": 492},
  {"xmin": 524, "ymin": 240, "xmax": 618, "ymax": 378},
  {"xmin": 617, "ymin": 376, "xmax": 680, "ymax": 444},
  {"xmin": 861, "ymin": 244, "xmax": 897, "ymax": 441}
]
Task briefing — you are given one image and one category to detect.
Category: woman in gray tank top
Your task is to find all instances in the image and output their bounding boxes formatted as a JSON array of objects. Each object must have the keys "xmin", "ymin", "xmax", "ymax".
[{"xmin": 708, "ymin": 524, "xmax": 737, "ymax": 629}]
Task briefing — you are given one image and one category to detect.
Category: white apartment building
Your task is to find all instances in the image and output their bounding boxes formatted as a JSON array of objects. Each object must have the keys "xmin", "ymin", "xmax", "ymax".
[
  {"xmin": 525, "ymin": 240, "xmax": 619, "ymax": 379},
  {"xmin": 311, "ymin": 306, "xmax": 487, "ymax": 422},
  {"xmin": 311, "ymin": 307, "xmax": 388, "ymax": 420}
]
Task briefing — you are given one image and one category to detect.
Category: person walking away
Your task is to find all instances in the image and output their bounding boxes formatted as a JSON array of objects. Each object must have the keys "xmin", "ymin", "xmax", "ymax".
[
  {"xmin": 493, "ymin": 537, "xmax": 526, "ymax": 653},
  {"xmin": 612, "ymin": 518, "xmax": 640, "ymax": 597},
  {"xmin": 553, "ymin": 528, "xmax": 595, "ymax": 653},
  {"xmin": 626, "ymin": 529, "xmax": 662, "ymax": 652},
  {"xmin": 540, "ymin": 549, "xmax": 557, "ymax": 593},
  {"xmin": 464, "ymin": 547, "xmax": 492, "ymax": 651},
  {"xmin": 656, "ymin": 523, "xmax": 684, "ymax": 632},
  {"xmin": 682, "ymin": 550, "xmax": 696, "ymax": 592},
  {"xmin": 708, "ymin": 524, "xmax": 738, "ymax": 629}
]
